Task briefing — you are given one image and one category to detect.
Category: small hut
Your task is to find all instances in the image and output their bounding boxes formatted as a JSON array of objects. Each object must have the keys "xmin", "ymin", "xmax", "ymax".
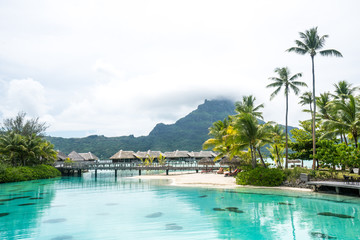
[
  {"xmin": 79, "ymin": 152, "xmax": 99, "ymax": 161},
  {"xmin": 288, "ymin": 159, "xmax": 302, "ymax": 168},
  {"xmin": 190, "ymin": 151, "xmax": 217, "ymax": 161},
  {"xmin": 220, "ymin": 157, "xmax": 242, "ymax": 167},
  {"xmin": 56, "ymin": 151, "xmax": 68, "ymax": 161},
  {"xmin": 164, "ymin": 150, "xmax": 191, "ymax": 162},
  {"xmin": 110, "ymin": 150, "xmax": 138, "ymax": 163},
  {"xmin": 68, "ymin": 151, "xmax": 85, "ymax": 162},
  {"xmin": 135, "ymin": 150, "xmax": 163, "ymax": 161},
  {"xmin": 198, "ymin": 157, "xmax": 215, "ymax": 166}
]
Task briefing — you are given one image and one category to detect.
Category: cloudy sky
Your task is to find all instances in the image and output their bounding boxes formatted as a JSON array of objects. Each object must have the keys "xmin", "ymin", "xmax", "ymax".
[{"xmin": 0, "ymin": 0, "xmax": 359, "ymax": 137}]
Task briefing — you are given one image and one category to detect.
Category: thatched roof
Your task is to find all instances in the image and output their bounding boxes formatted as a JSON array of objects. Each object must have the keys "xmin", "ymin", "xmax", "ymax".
[
  {"xmin": 56, "ymin": 151, "xmax": 68, "ymax": 161},
  {"xmin": 135, "ymin": 150, "xmax": 163, "ymax": 159},
  {"xmin": 68, "ymin": 151, "xmax": 85, "ymax": 161},
  {"xmin": 79, "ymin": 152, "xmax": 99, "ymax": 161},
  {"xmin": 198, "ymin": 157, "xmax": 215, "ymax": 165},
  {"xmin": 110, "ymin": 150, "xmax": 136, "ymax": 160},
  {"xmin": 164, "ymin": 150, "xmax": 190, "ymax": 158},
  {"xmin": 288, "ymin": 159, "xmax": 301, "ymax": 164},
  {"xmin": 190, "ymin": 151, "xmax": 217, "ymax": 158},
  {"xmin": 220, "ymin": 157, "xmax": 242, "ymax": 166}
]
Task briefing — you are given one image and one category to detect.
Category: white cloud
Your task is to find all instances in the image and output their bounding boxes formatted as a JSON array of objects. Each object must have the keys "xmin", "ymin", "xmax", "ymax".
[
  {"xmin": 0, "ymin": 0, "xmax": 359, "ymax": 137},
  {"xmin": 0, "ymin": 78, "xmax": 50, "ymax": 118}
]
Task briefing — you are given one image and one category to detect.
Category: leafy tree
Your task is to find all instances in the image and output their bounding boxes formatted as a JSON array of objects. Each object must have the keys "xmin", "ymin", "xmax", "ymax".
[
  {"xmin": 287, "ymin": 27, "xmax": 343, "ymax": 170},
  {"xmin": 1, "ymin": 112, "xmax": 48, "ymax": 137},
  {"xmin": 267, "ymin": 67, "xmax": 307, "ymax": 168}
]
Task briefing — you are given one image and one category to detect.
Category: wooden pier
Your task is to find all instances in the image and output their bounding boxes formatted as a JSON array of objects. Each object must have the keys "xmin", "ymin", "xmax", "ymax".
[
  {"xmin": 307, "ymin": 181, "xmax": 360, "ymax": 196},
  {"xmin": 55, "ymin": 162, "xmax": 224, "ymax": 177}
]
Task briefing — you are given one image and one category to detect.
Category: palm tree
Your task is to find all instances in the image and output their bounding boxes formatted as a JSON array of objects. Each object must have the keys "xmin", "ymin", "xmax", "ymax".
[
  {"xmin": 232, "ymin": 113, "xmax": 273, "ymax": 168},
  {"xmin": 270, "ymin": 124, "xmax": 286, "ymax": 168},
  {"xmin": 267, "ymin": 67, "xmax": 307, "ymax": 168},
  {"xmin": 299, "ymin": 91, "xmax": 313, "ymax": 114},
  {"xmin": 332, "ymin": 80, "xmax": 358, "ymax": 100},
  {"xmin": 203, "ymin": 117, "xmax": 233, "ymax": 160},
  {"xmin": 324, "ymin": 96, "xmax": 360, "ymax": 148},
  {"xmin": 235, "ymin": 95, "xmax": 264, "ymax": 119},
  {"xmin": 287, "ymin": 27, "xmax": 343, "ymax": 170}
]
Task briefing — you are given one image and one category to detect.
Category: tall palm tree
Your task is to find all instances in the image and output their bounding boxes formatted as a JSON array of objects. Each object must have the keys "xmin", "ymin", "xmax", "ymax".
[
  {"xmin": 235, "ymin": 95, "xmax": 264, "ymax": 119},
  {"xmin": 332, "ymin": 80, "xmax": 358, "ymax": 100},
  {"xmin": 267, "ymin": 67, "xmax": 307, "ymax": 168},
  {"xmin": 287, "ymin": 27, "xmax": 343, "ymax": 169}
]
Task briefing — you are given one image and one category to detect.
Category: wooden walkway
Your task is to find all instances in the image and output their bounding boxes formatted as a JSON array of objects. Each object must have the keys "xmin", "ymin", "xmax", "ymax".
[
  {"xmin": 307, "ymin": 181, "xmax": 360, "ymax": 196},
  {"xmin": 55, "ymin": 162, "xmax": 224, "ymax": 177}
]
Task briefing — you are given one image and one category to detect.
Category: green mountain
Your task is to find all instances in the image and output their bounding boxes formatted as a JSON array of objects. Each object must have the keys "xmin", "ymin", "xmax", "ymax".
[
  {"xmin": 46, "ymin": 99, "xmax": 297, "ymax": 159},
  {"xmin": 46, "ymin": 99, "xmax": 236, "ymax": 158}
]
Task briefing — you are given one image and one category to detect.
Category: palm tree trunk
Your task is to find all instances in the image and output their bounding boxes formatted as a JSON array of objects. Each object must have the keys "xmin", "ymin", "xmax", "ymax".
[
  {"xmin": 285, "ymin": 92, "xmax": 289, "ymax": 169},
  {"xmin": 311, "ymin": 55, "xmax": 317, "ymax": 170},
  {"xmin": 257, "ymin": 148, "xmax": 267, "ymax": 168},
  {"xmin": 275, "ymin": 145, "xmax": 281, "ymax": 168},
  {"xmin": 343, "ymin": 134, "xmax": 348, "ymax": 145},
  {"xmin": 250, "ymin": 146, "xmax": 256, "ymax": 168}
]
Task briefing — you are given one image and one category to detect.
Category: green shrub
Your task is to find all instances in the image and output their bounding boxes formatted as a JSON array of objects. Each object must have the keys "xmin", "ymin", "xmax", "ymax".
[
  {"xmin": 236, "ymin": 167, "xmax": 285, "ymax": 186},
  {"xmin": 0, "ymin": 164, "xmax": 61, "ymax": 183}
]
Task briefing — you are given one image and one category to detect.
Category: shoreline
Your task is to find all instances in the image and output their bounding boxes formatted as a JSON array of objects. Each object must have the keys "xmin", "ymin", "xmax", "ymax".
[{"xmin": 129, "ymin": 172, "xmax": 312, "ymax": 192}]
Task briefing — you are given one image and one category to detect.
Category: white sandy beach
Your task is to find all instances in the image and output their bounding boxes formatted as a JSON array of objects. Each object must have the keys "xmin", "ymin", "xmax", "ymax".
[{"xmin": 130, "ymin": 172, "xmax": 312, "ymax": 192}]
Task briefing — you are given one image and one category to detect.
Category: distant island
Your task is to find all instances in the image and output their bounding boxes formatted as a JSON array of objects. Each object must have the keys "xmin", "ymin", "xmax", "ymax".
[{"xmin": 46, "ymin": 99, "xmax": 296, "ymax": 159}]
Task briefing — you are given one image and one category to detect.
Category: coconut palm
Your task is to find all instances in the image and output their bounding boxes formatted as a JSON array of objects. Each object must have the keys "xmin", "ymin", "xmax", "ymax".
[
  {"xmin": 203, "ymin": 117, "xmax": 233, "ymax": 160},
  {"xmin": 287, "ymin": 27, "xmax": 343, "ymax": 169},
  {"xmin": 332, "ymin": 80, "xmax": 358, "ymax": 100},
  {"xmin": 324, "ymin": 96, "xmax": 360, "ymax": 148},
  {"xmin": 299, "ymin": 91, "xmax": 313, "ymax": 114},
  {"xmin": 267, "ymin": 67, "xmax": 307, "ymax": 168},
  {"xmin": 270, "ymin": 124, "xmax": 286, "ymax": 168},
  {"xmin": 235, "ymin": 95, "xmax": 264, "ymax": 119},
  {"xmin": 232, "ymin": 113, "xmax": 273, "ymax": 168}
]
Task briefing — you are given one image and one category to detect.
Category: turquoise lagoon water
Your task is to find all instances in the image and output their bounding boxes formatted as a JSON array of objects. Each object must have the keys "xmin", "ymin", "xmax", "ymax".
[{"xmin": 0, "ymin": 171, "xmax": 359, "ymax": 240}]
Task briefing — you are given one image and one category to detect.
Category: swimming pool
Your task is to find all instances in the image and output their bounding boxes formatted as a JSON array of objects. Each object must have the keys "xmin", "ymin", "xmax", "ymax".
[{"xmin": 0, "ymin": 172, "xmax": 359, "ymax": 239}]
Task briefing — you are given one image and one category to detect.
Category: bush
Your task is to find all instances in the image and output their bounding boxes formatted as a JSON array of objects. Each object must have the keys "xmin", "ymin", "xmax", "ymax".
[
  {"xmin": 236, "ymin": 167, "xmax": 285, "ymax": 186},
  {"xmin": 0, "ymin": 164, "xmax": 61, "ymax": 183}
]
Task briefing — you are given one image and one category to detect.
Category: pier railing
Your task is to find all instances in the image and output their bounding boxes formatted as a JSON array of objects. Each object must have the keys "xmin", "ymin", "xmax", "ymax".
[{"xmin": 55, "ymin": 161, "xmax": 226, "ymax": 175}]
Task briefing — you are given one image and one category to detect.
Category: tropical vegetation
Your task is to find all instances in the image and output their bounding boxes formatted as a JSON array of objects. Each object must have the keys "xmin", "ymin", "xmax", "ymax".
[
  {"xmin": 287, "ymin": 26, "xmax": 343, "ymax": 169},
  {"xmin": 0, "ymin": 112, "xmax": 60, "ymax": 183},
  {"xmin": 204, "ymin": 27, "xmax": 360, "ymax": 186}
]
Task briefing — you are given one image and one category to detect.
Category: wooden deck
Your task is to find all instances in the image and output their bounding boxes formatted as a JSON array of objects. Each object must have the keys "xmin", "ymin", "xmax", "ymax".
[
  {"xmin": 307, "ymin": 181, "xmax": 360, "ymax": 196},
  {"xmin": 55, "ymin": 162, "xmax": 224, "ymax": 176}
]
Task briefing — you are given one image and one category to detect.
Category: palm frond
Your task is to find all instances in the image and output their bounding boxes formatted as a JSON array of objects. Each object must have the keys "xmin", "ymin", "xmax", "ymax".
[{"xmin": 319, "ymin": 49, "xmax": 343, "ymax": 57}]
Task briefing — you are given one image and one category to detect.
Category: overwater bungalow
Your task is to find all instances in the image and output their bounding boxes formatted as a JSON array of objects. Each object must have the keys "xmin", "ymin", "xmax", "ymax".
[
  {"xmin": 56, "ymin": 150, "xmax": 68, "ymax": 161},
  {"xmin": 134, "ymin": 150, "xmax": 163, "ymax": 161},
  {"xmin": 190, "ymin": 151, "xmax": 217, "ymax": 161},
  {"xmin": 79, "ymin": 152, "xmax": 99, "ymax": 161},
  {"xmin": 110, "ymin": 150, "xmax": 139, "ymax": 163},
  {"xmin": 164, "ymin": 150, "xmax": 191, "ymax": 162},
  {"xmin": 68, "ymin": 151, "xmax": 85, "ymax": 162}
]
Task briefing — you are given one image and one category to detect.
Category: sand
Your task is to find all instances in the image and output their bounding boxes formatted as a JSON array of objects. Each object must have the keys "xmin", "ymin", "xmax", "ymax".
[{"xmin": 130, "ymin": 172, "xmax": 312, "ymax": 192}]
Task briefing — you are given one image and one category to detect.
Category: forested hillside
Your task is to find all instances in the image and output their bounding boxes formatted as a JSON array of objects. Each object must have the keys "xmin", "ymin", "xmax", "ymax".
[
  {"xmin": 46, "ymin": 99, "xmax": 236, "ymax": 158},
  {"xmin": 47, "ymin": 99, "xmax": 297, "ymax": 159}
]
